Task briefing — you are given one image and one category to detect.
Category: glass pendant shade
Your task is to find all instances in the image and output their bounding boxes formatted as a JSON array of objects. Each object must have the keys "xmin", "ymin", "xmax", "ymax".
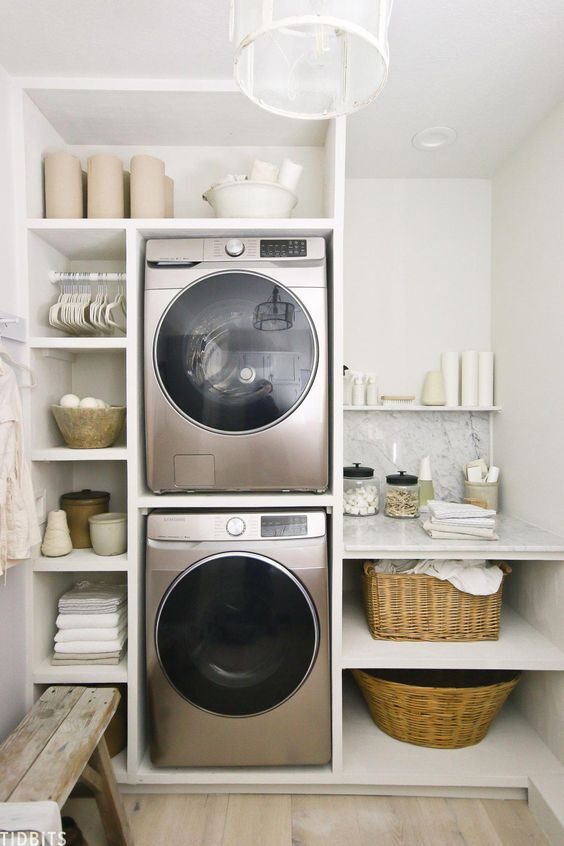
[
  {"xmin": 231, "ymin": 0, "xmax": 394, "ymax": 119},
  {"xmin": 253, "ymin": 286, "xmax": 295, "ymax": 330}
]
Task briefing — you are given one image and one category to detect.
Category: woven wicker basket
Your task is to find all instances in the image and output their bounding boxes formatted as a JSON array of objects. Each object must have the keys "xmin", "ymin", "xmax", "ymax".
[
  {"xmin": 352, "ymin": 669, "xmax": 520, "ymax": 749},
  {"xmin": 361, "ymin": 560, "xmax": 511, "ymax": 642}
]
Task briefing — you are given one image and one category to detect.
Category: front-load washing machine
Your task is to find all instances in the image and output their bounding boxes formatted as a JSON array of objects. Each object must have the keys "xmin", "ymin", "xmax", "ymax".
[
  {"xmin": 144, "ymin": 237, "xmax": 328, "ymax": 492},
  {"xmin": 146, "ymin": 509, "xmax": 331, "ymax": 767}
]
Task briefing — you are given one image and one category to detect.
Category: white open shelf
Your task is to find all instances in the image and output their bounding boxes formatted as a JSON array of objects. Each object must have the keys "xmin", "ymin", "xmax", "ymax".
[
  {"xmin": 344, "ymin": 406, "xmax": 501, "ymax": 412},
  {"xmin": 343, "ymin": 513, "xmax": 564, "ymax": 561},
  {"xmin": 137, "ymin": 491, "xmax": 335, "ymax": 509},
  {"xmin": 29, "ymin": 337, "xmax": 127, "ymax": 351},
  {"xmin": 342, "ymin": 591, "xmax": 564, "ymax": 671},
  {"xmin": 33, "ymin": 548, "xmax": 128, "ymax": 572},
  {"xmin": 32, "ymin": 656, "xmax": 128, "ymax": 684},
  {"xmin": 342, "ymin": 678, "xmax": 563, "ymax": 789},
  {"xmin": 32, "ymin": 447, "xmax": 128, "ymax": 461}
]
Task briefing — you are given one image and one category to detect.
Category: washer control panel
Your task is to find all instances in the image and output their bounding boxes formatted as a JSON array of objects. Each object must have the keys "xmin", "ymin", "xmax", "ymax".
[
  {"xmin": 148, "ymin": 510, "xmax": 326, "ymax": 541},
  {"xmin": 260, "ymin": 239, "xmax": 307, "ymax": 258}
]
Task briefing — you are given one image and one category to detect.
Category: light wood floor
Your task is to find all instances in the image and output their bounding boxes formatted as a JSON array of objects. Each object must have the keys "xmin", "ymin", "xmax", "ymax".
[{"xmin": 63, "ymin": 793, "xmax": 549, "ymax": 846}]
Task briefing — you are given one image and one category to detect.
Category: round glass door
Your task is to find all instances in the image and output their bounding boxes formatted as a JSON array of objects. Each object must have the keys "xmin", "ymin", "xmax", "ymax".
[
  {"xmin": 154, "ymin": 271, "xmax": 317, "ymax": 434},
  {"xmin": 155, "ymin": 553, "xmax": 319, "ymax": 716}
]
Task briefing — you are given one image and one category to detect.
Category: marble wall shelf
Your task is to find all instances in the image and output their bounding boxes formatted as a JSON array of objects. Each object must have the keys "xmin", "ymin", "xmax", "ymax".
[{"xmin": 344, "ymin": 409, "xmax": 490, "ymax": 502}]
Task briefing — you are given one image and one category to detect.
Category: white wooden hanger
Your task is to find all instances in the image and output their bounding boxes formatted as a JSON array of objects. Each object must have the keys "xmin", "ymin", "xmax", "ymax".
[{"xmin": 0, "ymin": 334, "xmax": 35, "ymax": 388}]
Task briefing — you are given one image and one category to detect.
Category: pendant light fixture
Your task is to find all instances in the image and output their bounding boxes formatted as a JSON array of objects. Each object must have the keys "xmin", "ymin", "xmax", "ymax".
[{"xmin": 230, "ymin": 0, "xmax": 394, "ymax": 120}]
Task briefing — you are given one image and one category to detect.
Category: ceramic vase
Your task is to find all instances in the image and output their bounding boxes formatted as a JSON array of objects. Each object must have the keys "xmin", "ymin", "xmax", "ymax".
[{"xmin": 41, "ymin": 510, "xmax": 72, "ymax": 557}]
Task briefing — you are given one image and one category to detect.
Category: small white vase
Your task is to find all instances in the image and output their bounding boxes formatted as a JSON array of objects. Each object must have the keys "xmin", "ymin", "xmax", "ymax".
[{"xmin": 41, "ymin": 510, "xmax": 73, "ymax": 557}]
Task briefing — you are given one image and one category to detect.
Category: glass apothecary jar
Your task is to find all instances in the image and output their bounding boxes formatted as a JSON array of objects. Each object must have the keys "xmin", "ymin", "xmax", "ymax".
[
  {"xmin": 384, "ymin": 471, "xmax": 419, "ymax": 519},
  {"xmin": 344, "ymin": 463, "xmax": 380, "ymax": 516}
]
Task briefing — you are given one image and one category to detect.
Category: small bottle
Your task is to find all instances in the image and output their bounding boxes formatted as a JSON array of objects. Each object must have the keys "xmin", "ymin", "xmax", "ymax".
[
  {"xmin": 419, "ymin": 456, "xmax": 435, "ymax": 510},
  {"xmin": 352, "ymin": 376, "xmax": 365, "ymax": 406},
  {"xmin": 343, "ymin": 366, "xmax": 353, "ymax": 406},
  {"xmin": 365, "ymin": 374, "xmax": 378, "ymax": 406}
]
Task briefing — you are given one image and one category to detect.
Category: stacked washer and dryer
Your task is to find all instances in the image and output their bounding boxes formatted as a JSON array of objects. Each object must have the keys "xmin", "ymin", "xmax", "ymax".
[{"xmin": 144, "ymin": 237, "xmax": 331, "ymax": 767}]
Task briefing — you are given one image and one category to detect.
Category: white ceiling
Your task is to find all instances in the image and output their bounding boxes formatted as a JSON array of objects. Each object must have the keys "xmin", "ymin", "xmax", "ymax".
[{"xmin": 1, "ymin": 0, "xmax": 564, "ymax": 177}]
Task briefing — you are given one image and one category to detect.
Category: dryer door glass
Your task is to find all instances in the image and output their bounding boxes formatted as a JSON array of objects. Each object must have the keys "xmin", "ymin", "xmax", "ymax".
[
  {"xmin": 155, "ymin": 553, "xmax": 320, "ymax": 716},
  {"xmin": 154, "ymin": 271, "xmax": 318, "ymax": 433}
]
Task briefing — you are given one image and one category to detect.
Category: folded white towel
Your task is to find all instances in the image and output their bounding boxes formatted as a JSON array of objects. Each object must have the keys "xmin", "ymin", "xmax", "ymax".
[
  {"xmin": 58, "ymin": 581, "xmax": 127, "ymax": 613},
  {"xmin": 427, "ymin": 521, "xmax": 497, "ymax": 537},
  {"xmin": 428, "ymin": 500, "xmax": 496, "ymax": 520},
  {"xmin": 56, "ymin": 609, "xmax": 127, "ymax": 629},
  {"xmin": 430, "ymin": 516, "xmax": 496, "ymax": 529},
  {"xmin": 54, "ymin": 632, "xmax": 127, "ymax": 654},
  {"xmin": 51, "ymin": 655, "xmax": 122, "ymax": 666},
  {"xmin": 55, "ymin": 623, "xmax": 126, "ymax": 643},
  {"xmin": 52, "ymin": 648, "xmax": 123, "ymax": 661},
  {"xmin": 423, "ymin": 520, "xmax": 499, "ymax": 541}
]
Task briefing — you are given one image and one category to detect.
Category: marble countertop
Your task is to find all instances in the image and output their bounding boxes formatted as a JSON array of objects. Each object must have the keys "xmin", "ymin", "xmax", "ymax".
[{"xmin": 343, "ymin": 513, "xmax": 564, "ymax": 560}]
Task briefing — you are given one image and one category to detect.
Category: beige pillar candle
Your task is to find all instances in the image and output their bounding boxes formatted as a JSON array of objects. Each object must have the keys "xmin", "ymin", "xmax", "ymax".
[
  {"xmin": 87, "ymin": 154, "xmax": 125, "ymax": 218},
  {"xmin": 44, "ymin": 151, "xmax": 83, "ymax": 218},
  {"xmin": 130, "ymin": 155, "xmax": 166, "ymax": 218},
  {"xmin": 164, "ymin": 175, "xmax": 175, "ymax": 218}
]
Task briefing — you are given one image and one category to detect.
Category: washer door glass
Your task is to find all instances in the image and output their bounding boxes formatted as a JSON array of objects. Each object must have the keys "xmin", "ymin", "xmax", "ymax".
[
  {"xmin": 154, "ymin": 271, "xmax": 317, "ymax": 433},
  {"xmin": 155, "ymin": 553, "xmax": 320, "ymax": 716}
]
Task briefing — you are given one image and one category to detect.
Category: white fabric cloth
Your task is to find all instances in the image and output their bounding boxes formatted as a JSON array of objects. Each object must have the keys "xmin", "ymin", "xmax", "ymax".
[
  {"xmin": 0, "ymin": 360, "xmax": 40, "ymax": 575},
  {"xmin": 0, "ymin": 800, "xmax": 62, "ymax": 844},
  {"xmin": 54, "ymin": 631, "xmax": 127, "ymax": 653},
  {"xmin": 55, "ymin": 609, "xmax": 126, "ymax": 629},
  {"xmin": 371, "ymin": 559, "xmax": 503, "ymax": 595},
  {"xmin": 422, "ymin": 520, "xmax": 499, "ymax": 541},
  {"xmin": 55, "ymin": 622, "xmax": 126, "ymax": 642},
  {"xmin": 430, "ymin": 516, "xmax": 496, "ymax": 529},
  {"xmin": 58, "ymin": 581, "xmax": 126, "ymax": 613},
  {"xmin": 427, "ymin": 500, "xmax": 496, "ymax": 520}
]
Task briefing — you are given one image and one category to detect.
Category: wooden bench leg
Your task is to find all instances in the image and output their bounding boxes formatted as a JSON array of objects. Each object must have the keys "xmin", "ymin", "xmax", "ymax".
[{"xmin": 87, "ymin": 737, "xmax": 133, "ymax": 846}]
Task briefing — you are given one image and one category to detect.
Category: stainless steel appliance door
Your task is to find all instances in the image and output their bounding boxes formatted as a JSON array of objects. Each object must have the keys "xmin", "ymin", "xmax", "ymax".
[
  {"xmin": 153, "ymin": 270, "xmax": 318, "ymax": 435},
  {"xmin": 154, "ymin": 552, "xmax": 320, "ymax": 717}
]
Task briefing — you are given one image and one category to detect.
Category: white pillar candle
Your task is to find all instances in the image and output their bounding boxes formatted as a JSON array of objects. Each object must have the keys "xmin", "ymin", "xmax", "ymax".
[
  {"xmin": 87, "ymin": 154, "xmax": 124, "ymax": 218},
  {"xmin": 478, "ymin": 351, "xmax": 494, "ymax": 407},
  {"xmin": 461, "ymin": 350, "xmax": 479, "ymax": 407},
  {"xmin": 250, "ymin": 159, "xmax": 279, "ymax": 182},
  {"xmin": 44, "ymin": 151, "xmax": 83, "ymax": 218},
  {"xmin": 130, "ymin": 155, "xmax": 166, "ymax": 218},
  {"xmin": 441, "ymin": 351, "xmax": 460, "ymax": 407},
  {"xmin": 164, "ymin": 175, "xmax": 175, "ymax": 218},
  {"xmin": 278, "ymin": 158, "xmax": 303, "ymax": 193}
]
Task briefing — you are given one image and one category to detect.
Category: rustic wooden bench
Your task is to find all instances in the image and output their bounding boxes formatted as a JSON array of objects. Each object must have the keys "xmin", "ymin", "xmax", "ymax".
[{"xmin": 0, "ymin": 685, "xmax": 132, "ymax": 846}]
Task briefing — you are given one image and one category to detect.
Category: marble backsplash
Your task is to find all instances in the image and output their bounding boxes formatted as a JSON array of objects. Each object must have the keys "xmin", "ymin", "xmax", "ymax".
[{"xmin": 344, "ymin": 411, "xmax": 491, "ymax": 503}]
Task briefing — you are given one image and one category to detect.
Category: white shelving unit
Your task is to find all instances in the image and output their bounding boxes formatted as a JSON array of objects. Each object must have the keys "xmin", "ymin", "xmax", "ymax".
[
  {"xmin": 344, "ymin": 405, "xmax": 502, "ymax": 412},
  {"xmin": 12, "ymin": 77, "xmax": 564, "ymax": 805}
]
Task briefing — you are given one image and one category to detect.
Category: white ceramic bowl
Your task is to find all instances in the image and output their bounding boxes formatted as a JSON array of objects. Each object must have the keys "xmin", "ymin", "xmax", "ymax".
[
  {"xmin": 203, "ymin": 180, "xmax": 298, "ymax": 219},
  {"xmin": 88, "ymin": 512, "xmax": 127, "ymax": 556}
]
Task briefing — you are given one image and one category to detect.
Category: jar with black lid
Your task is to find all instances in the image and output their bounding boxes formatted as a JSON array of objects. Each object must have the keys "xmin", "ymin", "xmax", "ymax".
[
  {"xmin": 384, "ymin": 471, "xmax": 419, "ymax": 519},
  {"xmin": 344, "ymin": 463, "xmax": 380, "ymax": 516}
]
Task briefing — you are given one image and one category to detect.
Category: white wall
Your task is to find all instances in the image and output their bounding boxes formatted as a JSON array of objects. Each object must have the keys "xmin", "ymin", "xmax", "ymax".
[
  {"xmin": 492, "ymin": 101, "xmax": 564, "ymax": 762},
  {"xmin": 344, "ymin": 179, "xmax": 492, "ymax": 400},
  {"xmin": 0, "ymin": 65, "xmax": 28, "ymax": 738}
]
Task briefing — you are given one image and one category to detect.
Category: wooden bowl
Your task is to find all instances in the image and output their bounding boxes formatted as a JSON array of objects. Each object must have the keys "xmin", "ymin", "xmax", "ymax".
[{"xmin": 51, "ymin": 405, "xmax": 126, "ymax": 449}]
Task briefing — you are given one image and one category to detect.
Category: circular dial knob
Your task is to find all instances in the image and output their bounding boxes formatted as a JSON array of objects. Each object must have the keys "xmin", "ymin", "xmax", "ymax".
[
  {"xmin": 225, "ymin": 238, "xmax": 245, "ymax": 257},
  {"xmin": 226, "ymin": 517, "xmax": 246, "ymax": 537}
]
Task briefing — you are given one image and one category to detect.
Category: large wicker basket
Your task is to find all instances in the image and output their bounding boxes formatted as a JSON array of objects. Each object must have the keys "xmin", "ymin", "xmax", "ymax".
[
  {"xmin": 352, "ymin": 669, "xmax": 520, "ymax": 749},
  {"xmin": 361, "ymin": 560, "xmax": 511, "ymax": 642}
]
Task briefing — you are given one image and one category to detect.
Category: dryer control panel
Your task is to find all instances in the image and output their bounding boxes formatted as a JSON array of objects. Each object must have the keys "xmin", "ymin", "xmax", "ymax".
[{"xmin": 148, "ymin": 510, "xmax": 326, "ymax": 541}]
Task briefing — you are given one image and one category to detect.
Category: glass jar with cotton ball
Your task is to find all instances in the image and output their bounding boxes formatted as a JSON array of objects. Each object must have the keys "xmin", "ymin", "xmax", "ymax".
[{"xmin": 344, "ymin": 463, "xmax": 380, "ymax": 517}]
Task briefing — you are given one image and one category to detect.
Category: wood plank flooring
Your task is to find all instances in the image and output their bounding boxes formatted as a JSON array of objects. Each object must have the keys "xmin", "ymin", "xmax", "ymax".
[{"xmin": 63, "ymin": 793, "xmax": 549, "ymax": 846}]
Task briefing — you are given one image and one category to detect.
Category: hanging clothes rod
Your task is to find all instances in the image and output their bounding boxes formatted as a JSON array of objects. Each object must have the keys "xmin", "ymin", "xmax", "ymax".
[{"xmin": 48, "ymin": 271, "xmax": 127, "ymax": 284}]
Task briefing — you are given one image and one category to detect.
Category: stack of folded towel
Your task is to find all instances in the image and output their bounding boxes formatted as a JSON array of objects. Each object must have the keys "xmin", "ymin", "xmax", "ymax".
[
  {"xmin": 52, "ymin": 581, "xmax": 127, "ymax": 666},
  {"xmin": 422, "ymin": 500, "xmax": 498, "ymax": 541}
]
